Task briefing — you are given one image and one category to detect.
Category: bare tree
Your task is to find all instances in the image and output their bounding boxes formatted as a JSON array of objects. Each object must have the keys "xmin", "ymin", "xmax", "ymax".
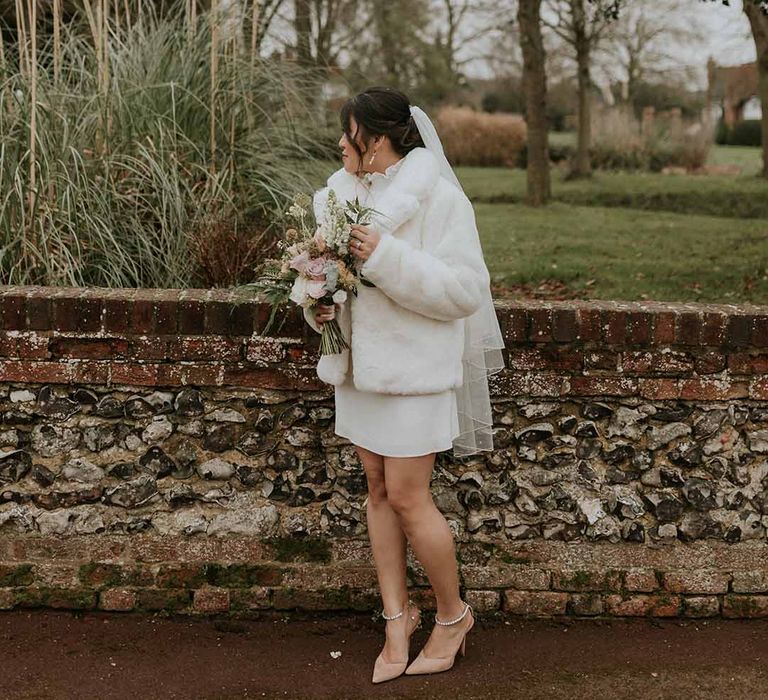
[
  {"xmin": 542, "ymin": 0, "xmax": 616, "ymax": 178},
  {"xmin": 433, "ymin": 0, "xmax": 515, "ymax": 78},
  {"xmin": 292, "ymin": 0, "xmax": 360, "ymax": 70},
  {"xmin": 597, "ymin": 0, "xmax": 705, "ymax": 106},
  {"xmin": 518, "ymin": 0, "xmax": 551, "ymax": 205},
  {"xmin": 349, "ymin": 0, "xmax": 441, "ymax": 98},
  {"xmin": 484, "ymin": 10, "xmax": 523, "ymax": 80}
]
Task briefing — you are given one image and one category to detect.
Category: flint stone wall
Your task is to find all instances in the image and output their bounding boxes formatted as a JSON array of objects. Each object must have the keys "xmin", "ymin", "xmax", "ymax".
[{"xmin": 1, "ymin": 285, "xmax": 768, "ymax": 619}]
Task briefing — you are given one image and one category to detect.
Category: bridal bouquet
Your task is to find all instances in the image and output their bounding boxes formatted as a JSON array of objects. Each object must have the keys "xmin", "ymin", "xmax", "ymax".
[{"xmin": 242, "ymin": 190, "xmax": 376, "ymax": 355}]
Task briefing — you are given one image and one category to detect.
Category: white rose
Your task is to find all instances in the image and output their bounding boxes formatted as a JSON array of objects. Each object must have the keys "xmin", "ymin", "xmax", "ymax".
[
  {"xmin": 332, "ymin": 289, "xmax": 347, "ymax": 304},
  {"xmin": 289, "ymin": 276, "xmax": 310, "ymax": 305}
]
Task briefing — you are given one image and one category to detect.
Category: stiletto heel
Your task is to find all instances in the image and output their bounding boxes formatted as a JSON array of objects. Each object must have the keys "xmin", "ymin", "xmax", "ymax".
[
  {"xmin": 371, "ymin": 599, "xmax": 421, "ymax": 684},
  {"xmin": 404, "ymin": 601, "xmax": 474, "ymax": 676}
]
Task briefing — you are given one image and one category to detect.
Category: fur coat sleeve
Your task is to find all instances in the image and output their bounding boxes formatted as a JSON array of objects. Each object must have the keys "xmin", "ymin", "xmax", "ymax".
[{"xmin": 359, "ymin": 187, "xmax": 489, "ymax": 322}]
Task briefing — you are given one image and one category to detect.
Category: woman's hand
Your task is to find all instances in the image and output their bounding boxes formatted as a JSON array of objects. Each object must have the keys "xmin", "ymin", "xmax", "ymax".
[
  {"xmin": 349, "ymin": 224, "xmax": 381, "ymax": 263},
  {"xmin": 314, "ymin": 302, "xmax": 339, "ymax": 326}
]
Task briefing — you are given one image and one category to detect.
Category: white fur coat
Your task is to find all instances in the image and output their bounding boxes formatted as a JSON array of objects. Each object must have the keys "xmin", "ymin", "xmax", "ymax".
[{"xmin": 303, "ymin": 146, "xmax": 490, "ymax": 395}]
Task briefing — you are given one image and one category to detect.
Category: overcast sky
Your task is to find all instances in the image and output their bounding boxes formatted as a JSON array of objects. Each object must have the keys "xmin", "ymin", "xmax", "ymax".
[
  {"xmin": 458, "ymin": 1, "xmax": 759, "ymax": 90},
  {"xmin": 651, "ymin": 2, "xmax": 757, "ymax": 91},
  {"xmin": 690, "ymin": 2, "xmax": 757, "ymax": 69}
]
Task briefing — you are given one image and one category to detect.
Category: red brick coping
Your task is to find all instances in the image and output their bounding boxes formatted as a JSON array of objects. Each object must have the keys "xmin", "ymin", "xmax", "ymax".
[{"xmin": 0, "ymin": 285, "xmax": 766, "ymax": 399}]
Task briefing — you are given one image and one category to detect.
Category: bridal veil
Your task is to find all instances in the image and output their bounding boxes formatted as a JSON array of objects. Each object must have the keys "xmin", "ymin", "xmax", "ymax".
[{"xmin": 409, "ymin": 105, "xmax": 506, "ymax": 457}]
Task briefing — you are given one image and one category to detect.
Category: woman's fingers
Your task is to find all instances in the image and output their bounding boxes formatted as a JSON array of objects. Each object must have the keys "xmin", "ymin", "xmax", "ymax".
[{"xmin": 315, "ymin": 302, "xmax": 336, "ymax": 324}]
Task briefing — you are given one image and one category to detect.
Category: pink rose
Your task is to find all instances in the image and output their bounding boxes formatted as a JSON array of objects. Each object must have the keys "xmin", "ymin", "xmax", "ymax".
[
  {"xmin": 288, "ymin": 250, "xmax": 310, "ymax": 272},
  {"xmin": 306, "ymin": 257, "xmax": 327, "ymax": 279},
  {"xmin": 307, "ymin": 280, "xmax": 327, "ymax": 299}
]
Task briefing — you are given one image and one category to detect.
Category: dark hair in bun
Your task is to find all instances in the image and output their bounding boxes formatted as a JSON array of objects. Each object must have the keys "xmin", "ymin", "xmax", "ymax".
[{"xmin": 340, "ymin": 86, "xmax": 425, "ymax": 167}]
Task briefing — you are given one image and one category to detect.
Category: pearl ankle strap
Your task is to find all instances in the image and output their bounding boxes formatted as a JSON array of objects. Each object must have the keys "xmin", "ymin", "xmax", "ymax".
[
  {"xmin": 434, "ymin": 601, "xmax": 471, "ymax": 626},
  {"xmin": 381, "ymin": 599, "xmax": 415, "ymax": 620}
]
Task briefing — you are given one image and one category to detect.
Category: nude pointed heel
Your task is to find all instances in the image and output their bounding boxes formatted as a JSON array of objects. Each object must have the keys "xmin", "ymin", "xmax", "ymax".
[
  {"xmin": 404, "ymin": 601, "xmax": 474, "ymax": 676},
  {"xmin": 371, "ymin": 600, "xmax": 421, "ymax": 684}
]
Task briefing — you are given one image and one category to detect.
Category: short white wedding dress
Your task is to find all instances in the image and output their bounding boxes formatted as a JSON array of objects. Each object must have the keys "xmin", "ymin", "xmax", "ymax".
[{"xmin": 333, "ymin": 159, "xmax": 461, "ymax": 458}]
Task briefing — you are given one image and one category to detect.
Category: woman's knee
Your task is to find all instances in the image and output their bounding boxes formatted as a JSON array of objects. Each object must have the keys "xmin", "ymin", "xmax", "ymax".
[
  {"xmin": 366, "ymin": 474, "xmax": 388, "ymax": 504},
  {"xmin": 386, "ymin": 486, "xmax": 429, "ymax": 519},
  {"xmin": 383, "ymin": 454, "xmax": 435, "ymax": 517},
  {"xmin": 356, "ymin": 446, "xmax": 388, "ymax": 503}
]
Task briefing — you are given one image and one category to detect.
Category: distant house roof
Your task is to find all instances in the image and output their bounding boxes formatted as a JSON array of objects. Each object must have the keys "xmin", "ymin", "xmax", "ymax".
[{"xmin": 707, "ymin": 58, "xmax": 758, "ymax": 107}]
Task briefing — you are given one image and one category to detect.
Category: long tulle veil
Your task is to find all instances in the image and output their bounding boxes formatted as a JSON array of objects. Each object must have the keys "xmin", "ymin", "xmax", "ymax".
[{"xmin": 409, "ymin": 105, "xmax": 506, "ymax": 457}]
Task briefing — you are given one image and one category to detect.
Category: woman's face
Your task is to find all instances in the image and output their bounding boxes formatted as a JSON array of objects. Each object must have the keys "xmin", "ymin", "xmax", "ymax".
[{"xmin": 339, "ymin": 115, "xmax": 376, "ymax": 174}]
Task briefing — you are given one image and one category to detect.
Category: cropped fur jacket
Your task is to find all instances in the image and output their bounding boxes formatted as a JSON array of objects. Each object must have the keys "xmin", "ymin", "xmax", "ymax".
[{"xmin": 303, "ymin": 146, "xmax": 491, "ymax": 395}]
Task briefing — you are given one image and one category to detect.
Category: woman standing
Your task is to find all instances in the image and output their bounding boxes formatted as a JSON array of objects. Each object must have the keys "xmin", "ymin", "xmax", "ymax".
[{"xmin": 304, "ymin": 87, "xmax": 505, "ymax": 683}]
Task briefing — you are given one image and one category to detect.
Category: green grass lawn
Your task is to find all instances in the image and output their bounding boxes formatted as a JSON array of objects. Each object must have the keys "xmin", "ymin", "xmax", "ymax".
[
  {"xmin": 708, "ymin": 144, "xmax": 764, "ymax": 176},
  {"xmin": 457, "ymin": 144, "xmax": 768, "ymax": 303},
  {"xmin": 478, "ymin": 201, "xmax": 768, "ymax": 304},
  {"xmin": 455, "ymin": 164, "xmax": 768, "ymax": 219}
]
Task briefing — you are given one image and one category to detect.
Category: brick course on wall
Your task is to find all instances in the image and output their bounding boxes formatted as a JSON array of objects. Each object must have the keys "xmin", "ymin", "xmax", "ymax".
[{"xmin": 1, "ymin": 285, "xmax": 768, "ymax": 618}]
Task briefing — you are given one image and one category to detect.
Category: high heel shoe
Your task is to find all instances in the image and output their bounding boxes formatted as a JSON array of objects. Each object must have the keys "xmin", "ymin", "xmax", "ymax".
[
  {"xmin": 404, "ymin": 601, "xmax": 474, "ymax": 675},
  {"xmin": 371, "ymin": 599, "xmax": 422, "ymax": 684}
]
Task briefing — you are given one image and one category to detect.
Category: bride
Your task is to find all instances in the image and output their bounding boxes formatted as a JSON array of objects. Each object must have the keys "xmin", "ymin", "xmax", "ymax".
[{"xmin": 303, "ymin": 86, "xmax": 505, "ymax": 683}]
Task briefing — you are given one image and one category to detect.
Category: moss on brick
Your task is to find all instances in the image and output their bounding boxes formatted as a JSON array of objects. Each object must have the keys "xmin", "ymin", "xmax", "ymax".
[
  {"xmin": 484, "ymin": 542, "xmax": 533, "ymax": 565},
  {"xmin": 264, "ymin": 535, "xmax": 331, "ymax": 563},
  {"xmin": 136, "ymin": 588, "xmax": 192, "ymax": 612},
  {"xmin": 155, "ymin": 565, "xmax": 207, "ymax": 589},
  {"xmin": 204, "ymin": 563, "xmax": 283, "ymax": 587},
  {"xmin": 272, "ymin": 585, "xmax": 352, "ymax": 610},
  {"xmin": 573, "ymin": 570, "xmax": 592, "ymax": 587},
  {"xmin": 47, "ymin": 588, "xmax": 97, "ymax": 610},
  {"xmin": 0, "ymin": 564, "xmax": 33, "ymax": 587},
  {"xmin": 13, "ymin": 587, "xmax": 47, "ymax": 607},
  {"xmin": 498, "ymin": 553, "xmax": 531, "ymax": 565},
  {"xmin": 13, "ymin": 586, "xmax": 95, "ymax": 610},
  {"xmin": 315, "ymin": 586, "xmax": 352, "ymax": 608},
  {"xmin": 724, "ymin": 594, "xmax": 762, "ymax": 616},
  {"xmin": 556, "ymin": 569, "xmax": 597, "ymax": 590},
  {"xmin": 228, "ymin": 589, "xmax": 250, "ymax": 612},
  {"xmin": 78, "ymin": 563, "xmax": 124, "ymax": 589}
]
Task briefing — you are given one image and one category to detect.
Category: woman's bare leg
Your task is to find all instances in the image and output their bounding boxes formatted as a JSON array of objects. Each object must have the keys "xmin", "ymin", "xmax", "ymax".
[
  {"xmin": 383, "ymin": 452, "xmax": 472, "ymax": 656},
  {"xmin": 355, "ymin": 444, "xmax": 413, "ymax": 662}
]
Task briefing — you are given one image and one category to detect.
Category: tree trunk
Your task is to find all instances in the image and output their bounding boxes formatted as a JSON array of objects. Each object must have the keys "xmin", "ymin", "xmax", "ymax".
[
  {"xmin": 372, "ymin": 2, "xmax": 400, "ymax": 83},
  {"xmin": 572, "ymin": 0, "xmax": 591, "ymax": 178},
  {"xmin": 294, "ymin": 0, "xmax": 312, "ymax": 66},
  {"xmin": 744, "ymin": 1, "xmax": 768, "ymax": 178},
  {"xmin": 517, "ymin": 0, "xmax": 551, "ymax": 205}
]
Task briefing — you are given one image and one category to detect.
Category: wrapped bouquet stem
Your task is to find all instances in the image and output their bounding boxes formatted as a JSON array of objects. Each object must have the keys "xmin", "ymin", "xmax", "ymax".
[{"xmin": 316, "ymin": 294, "xmax": 348, "ymax": 353}]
